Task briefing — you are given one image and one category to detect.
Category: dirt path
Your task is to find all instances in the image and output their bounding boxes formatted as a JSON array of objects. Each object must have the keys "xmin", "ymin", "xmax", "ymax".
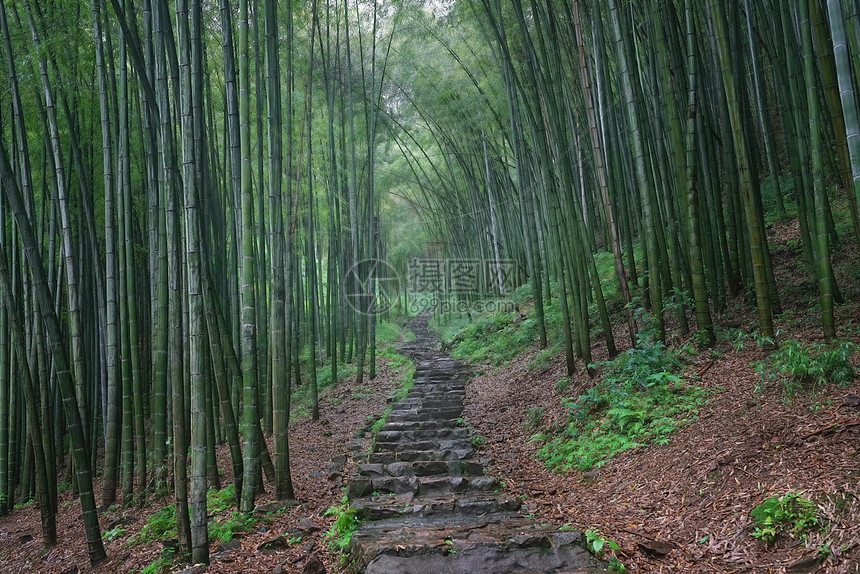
[{"xmin": 345, "ymin": 315, "xmax": 606, "ymax": 574}]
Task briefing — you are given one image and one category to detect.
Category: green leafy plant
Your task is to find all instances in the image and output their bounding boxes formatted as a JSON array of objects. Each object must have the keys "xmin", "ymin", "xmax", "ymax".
[
  {"xmin": 207, "ymin": 484, "xmax": 236, "ymax": 514},
  {"xmin": 555, "ymin": 377, "xmax": 572, "ymax": 393},
  {"xmin": 535, "ymin": 329, "xmax": 708, "ymax": 470},
  {"xmin": 138, "ymin": 547, "xmax": 177, "ymax": 574},
  {"xmin": 753, "ymin": 339, "xmax": 857, "ymax": 400},
  {"xmin": 209, "ymin": 511, "xmax": 257, "ymax": 543},
  {"xmin": 449, "ymin": 310, "xmax": 538, "ymax": 366},
  {"xmin": 471, "ymin": 435, "xmax": 486, "ymax": 447},
  {"xmin": 584, "ymin": 527, "xmax": 624, "ymax": 571},
  {"xmin": 750, "ymin": 492, "xmax": 820, "ymax": 543},
  {"xmin": 524, "ymin": 406, "xmax": 546, "ymax": 431},
  {"xmin": 104, "ymin": 525, "xmax": 127, "ymax": 541},
  {"xmin": 130, "ymin": 507, "xmax": 177, "ymax": 546},
  {"xmin": 528, "ymin": 348, "xmax": 554, "ymax": 373},
  {"xmin": 324, "ymin": 496, "xmax": 361, "ymax": 553}
]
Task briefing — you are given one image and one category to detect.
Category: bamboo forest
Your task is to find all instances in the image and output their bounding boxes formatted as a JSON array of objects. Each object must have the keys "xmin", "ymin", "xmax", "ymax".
[{"xmin": 1, "ymin": 0, "xmax": 860, "ymax": 572}]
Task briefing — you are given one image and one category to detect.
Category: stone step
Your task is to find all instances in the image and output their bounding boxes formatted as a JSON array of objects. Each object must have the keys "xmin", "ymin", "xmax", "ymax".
[
  {"xmin": 351, "ymin": 494, "xmax": 522, "ymax": 521},
  {"xmin": 386, "ymin": 412, "xmax": 462, "ymax": 424},
  {"xmin": 379, "ymin": 420, "xmax": 458, "ymax": 433},
  {"xmin": 351, "ymin": 475, "xmax": 501, "ymax": 499},
  {"xmin": 373, "ymin": 437, "xmax": 471, "ymax": 454},
  {"xmin": 374, "ymin": 427, "xmax": 469, "ymax": 443},
  {"xmin": 351, "ymin": 520, "xmax": 607, "ymax": 574},
  {"xmin": 367, "ymin": 446, "xmax": 475, "ymax": 464},
  {"xmin": 357, "ymin": 460, "xmax": 486, "ymax": 480}
]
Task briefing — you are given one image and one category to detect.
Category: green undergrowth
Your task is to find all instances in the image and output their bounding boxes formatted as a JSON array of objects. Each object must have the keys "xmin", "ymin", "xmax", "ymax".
[
  {"xmin": 750, "ymin": 491, "xmax": 820, "ymax": 543},
  {"xmin": 324, "ymin": 492, "xmax": 361, "ymax": 556},
  {"xmin": 131, "ymin": 486, "xmax": 274, "ymax": 547},
  {"xmin": 753, "ymin": 339, "xmax": 857, "ymax": 401},
  {"xmin": 431, "ymin": 285, "xmax": 538, "ymax": 366},
  {"xmin": 131, "ymin": 483, "xmax": 293, "ymax": 572},
  {"xmin": 449, "ymin": 310, "xmax": 538, "ymax": 365},
  {"xmin": 534, "ymin": 328, "xmax": 710, "ymax": 471}
]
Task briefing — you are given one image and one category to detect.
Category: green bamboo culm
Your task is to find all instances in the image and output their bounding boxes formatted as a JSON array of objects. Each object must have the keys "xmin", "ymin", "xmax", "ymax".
[
  {"xmin": 826, "ymin": 0, "xmax": 860, "ymax": 255},
  {"xmin": 801, "ymin": 0, "xmax": 835, "ymax": 340}
]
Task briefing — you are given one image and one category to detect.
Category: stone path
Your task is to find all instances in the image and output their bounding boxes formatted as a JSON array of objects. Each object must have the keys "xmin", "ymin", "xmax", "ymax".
[{"xmin": 346, "ymin": 315, "xmax": 607, "ymax": 574}]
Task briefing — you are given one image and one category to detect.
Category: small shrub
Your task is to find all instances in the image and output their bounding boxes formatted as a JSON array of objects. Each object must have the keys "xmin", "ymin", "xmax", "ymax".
[
  {"xmin": 754, "ymin": 340, "xmax": 857, "ymax": 400},
  {"xmin": 555, "ymin": 377, "xmax": 572, "ymax": 394},
  {"xmin": 528, "ymin": 349, "xmax": 554, "ymax": 373},
  {"xmin": 584, "ymin": 527, "xmax": 625, "ymax": 571},
  {"xmin": 131, "ymin": 507, "xmax": 176, "ymax": 546},
  {"xmin": 103, "ymin": 525, "xmax": 127, "ymax": 541},
  {"xmin": 324, "ymin": 498, "xmax": 361, "ymax": 553},
  {"xmin": 209, "ymin": 511, "xmax": 257, "ymax": 543},
  {"xmin": 524, "ymin": 406, "xmax": 546, "ymax": 431},
  {"xmin": 751, "ymin": 492, "xmax": 819, "ymax": 543}
]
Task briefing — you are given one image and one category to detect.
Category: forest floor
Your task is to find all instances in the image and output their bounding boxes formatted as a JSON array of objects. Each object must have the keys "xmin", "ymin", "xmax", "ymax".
[
  {"xmin": 3, "ymin": 221, "xmax": 860, "ymax": 574},
  {"xmin": 462, "ymin": 217, "xmax": 860, "ymax": 574},
  {"xmin": 0, "ymin": 354, "xmax": 410, "ymax": 574}
]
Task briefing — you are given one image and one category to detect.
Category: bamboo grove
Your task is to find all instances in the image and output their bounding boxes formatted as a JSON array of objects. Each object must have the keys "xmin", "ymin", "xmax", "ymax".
[
  {"xmin": 391, "ymin": 0, "xmax": 860, "ymax": 371},
  {"xmin": 0, "ymin": 0, "xmax": 397, "ymax": 565},
  {"xmin": 0, "ymin": 0, "xmax": 859, "ymax": 568}
]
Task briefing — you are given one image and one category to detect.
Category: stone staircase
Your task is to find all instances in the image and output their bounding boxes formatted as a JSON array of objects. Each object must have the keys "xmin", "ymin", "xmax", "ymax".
[{"xmin": 346, "ymin": 315, "xmax": 607, "ymax": 574}]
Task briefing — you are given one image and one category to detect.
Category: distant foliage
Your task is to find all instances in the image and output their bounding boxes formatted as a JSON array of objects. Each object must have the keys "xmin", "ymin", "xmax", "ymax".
[
  {"xmin": 753, "ymin": 340, "xmax": 857, "ymax": 400},
  {"xmin": 535, "ymin": 331, "xmax": 708, "ymax": 471},
  {"xmin": 451, "ymin": 311, "xmax": 537, "ymax": 366}
]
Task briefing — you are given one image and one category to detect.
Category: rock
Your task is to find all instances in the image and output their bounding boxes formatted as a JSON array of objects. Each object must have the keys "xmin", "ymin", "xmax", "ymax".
[
  {"xmin": 257, "ymin": 535, "xmax": 289, "ymax": 554},
  {"xmin": 348, "ymin": 478, "xmax": 372, "ymax": 499},
  {"xmin": 296, "ymin": 517, "xmax": 321, "ymax": 535},
  {"xmin": 638, "ymin": 539, "xmax": 674, "ymax": 557},
  {"xmin": 215, "ymin": 539, "xmax": 242, "ymax": 552},
  {"xmin": 256, "ymin": 500, "xmax": 300, "ymax": 514},
  {"xmin": 59, "ymin": 566, "xmax": 78, "ymax": 574},
  {"xmin": 843, "ymin": 395, "xmax": 860, "ymax": 409},
  {"xmin": 272, "ymin": 566, "xmax": 286, "ymax": 574},
  {"xmin": 787, "ymin": 553, "xmax": 824, "ymax": 573},
  {"xmin": 507, "ymin": 533, "xmax": 551, "ymax": 549},
  {"xmin": 302, "ymin": 554, "xmax": 327, "ymax": 574},
  {"xmin": 210, "ymin": 552, "xmax": 233, "ymax": 562},
  {"xmin": 358, "ymin": 463, "xmax": 385, "ymax": 478},
  {"xmin": 18, "ymin": 534, "xmax": 33, "ymax": 545},
  {"xmin": 302, "ymin": 539, "xmax": 316, "ymax": 554},
  {"xmin": 385, "ymin": 462, "xmax": 411, "ymax": 477},
  {"xmin": 106, "ymin": 516, "xmax": 136, "ymax": 530}
]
